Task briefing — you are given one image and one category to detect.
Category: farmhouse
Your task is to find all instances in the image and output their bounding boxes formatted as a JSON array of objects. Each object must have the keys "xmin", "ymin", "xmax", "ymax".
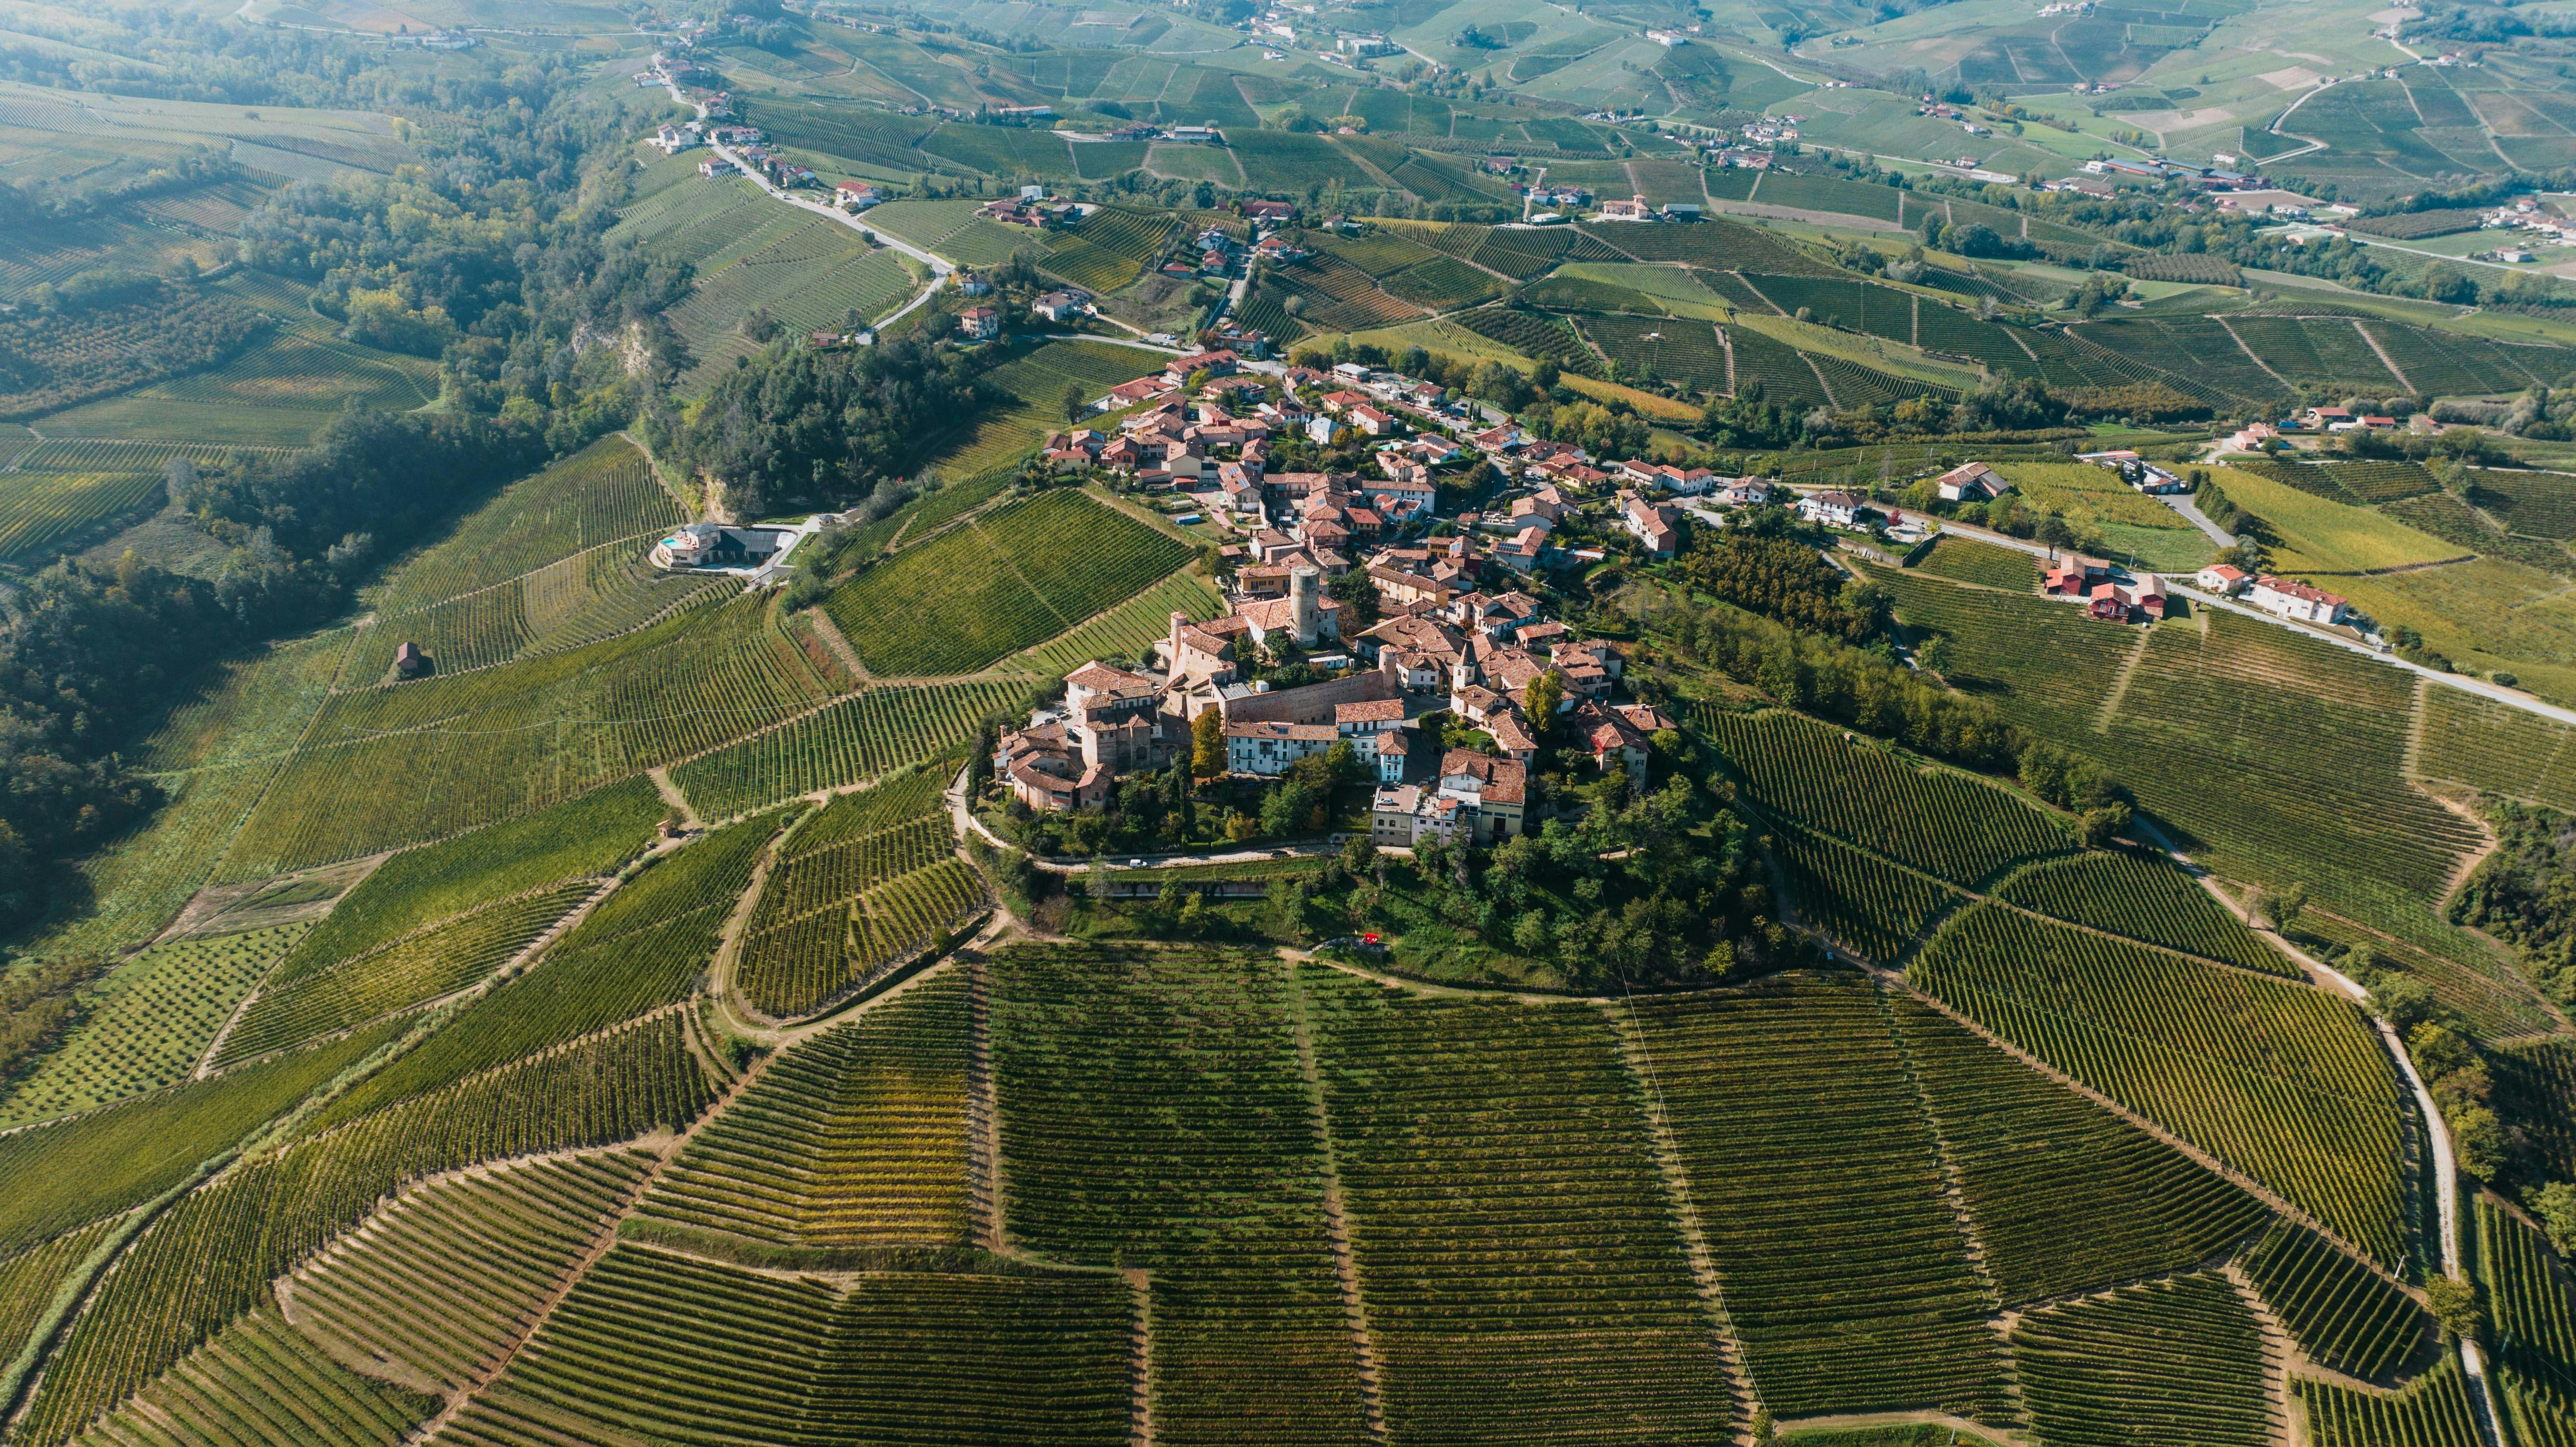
[
  {"xmin": 1934, "ymin": 462, "xmax": 2006, "ymax": 502},
  {"xmin": 1619, "ymin": 491, "xmax": 1682, "ymax": 557},
  {"xmin": 650, "ymin": 522, "xmax": 784, "ymax": 572},
  {"xmin": 1797, "ymin": 490, "xmax": 1866, "ymax": 527},
  {"xmin": 1033, "ymin": 289, "xmax": 1092, "ymax": 322},
  {"xmin": 2249, "ymin": 575, "xmax": 2349, "ymax": 626},
  {"xmin": 2195, "ymin": 563, "xmax": 2249, "ymax": 595},
  {"xmin": 957, "ymin": 307, "xmax": 1002, "ymax": 341}
]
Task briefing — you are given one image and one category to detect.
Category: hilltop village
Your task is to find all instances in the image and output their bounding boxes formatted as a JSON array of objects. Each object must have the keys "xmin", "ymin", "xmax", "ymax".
[{"xmin": 934, "ymin": 331, "xmax": 2367, "ymax": 855}]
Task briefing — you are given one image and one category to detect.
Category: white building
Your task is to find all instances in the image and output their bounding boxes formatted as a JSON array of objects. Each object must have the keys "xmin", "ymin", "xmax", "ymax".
[
  {"xmin": 1798, "ymin": 489, "xmax": 1866, "ymax": 527},
  {"xmin": 2248, "ymin": 575, "xmax": 2348, "ymax": 625},
  {"xmin": 2194, "ymin": 563, "xmax": 2249, "ymax": 596}
]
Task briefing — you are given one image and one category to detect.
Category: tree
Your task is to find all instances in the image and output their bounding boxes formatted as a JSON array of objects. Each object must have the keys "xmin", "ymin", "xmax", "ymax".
[
  {"xmin": 1191, "ymin": 706, "xmax": 1225, "ymax": 777},
  {"xmin": 1915, "ymin": 633, "xmax": 1953, "ymax": 675},
  {"xmin": 1265, "ymin": 873, "xmax": 1308, "ymax": 941},
  {"xmin": 2371, "ymin": 975, "xmax": 2439, "ymax": 1033},
  {"xmin": 2452, "ymin": 1106, "xmax": 2506, "ymax": 1182},
  {"xmin": 1524, "ymin": 668, "xmax": 1563, "ymax": 727},
  {"xmin": 2533, "ymin": 1181, "xmax": 2576, "ymax": 1257},
  {"xmin": 1060, "ymin": 379, "xmax": 1086, "ymax": 423},
  {"xmin": 2257, "ymin": 881, "xmax": 2308, "ymax": 932},
  {"xmin": 2423, "ymin": 1276, "xmax": 2483, "ymax": 1342},
  {"xmin": 1343, "ymin": 830, "xmax": 1374, "ymax": 876},
  {"xmin": 1326, "ymin": 566, "xmax": 1380, "ymax": 628}
]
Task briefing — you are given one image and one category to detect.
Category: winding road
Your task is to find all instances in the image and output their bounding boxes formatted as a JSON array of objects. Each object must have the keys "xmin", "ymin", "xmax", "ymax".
[
  {"xmin": 653, "ymin": 69, "xmax": 955, "ymax": 331},
  {"xmin": 1789, "ymin": 487, "xmax": 2576, "ymax": 731}
]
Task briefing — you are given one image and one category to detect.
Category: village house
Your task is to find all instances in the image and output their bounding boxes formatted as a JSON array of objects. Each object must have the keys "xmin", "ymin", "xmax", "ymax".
[
  {"xmin": 2086, "ymin": 575, "xmax": 2167, "ymax": 623},
  {"xmin": 2044, "ymin": 554, "xmax": 2115, "ymax": 596},
  {"xmin": 650, "ymin": 522, "xmax": 784, "ymax": 571},
  {"xmin": 2194, "ymin": 563, "xmax": 2249, "ymax": 595},
  {"xmin": 2249, "ymin": 575, "xmax": 2349, "ymax": 625},
  {"xmin": 1797, "ymin": 489, "xmax": 1867, "ymax": 527},
  {"xmin": 1933, "ymin": 461, "xmax": 2006, "ymax": 502},
  {"xmin": 957, "ymin": 307, "xmax": 1002, "ymax": 341},
  {"xmin": 1433, "ymin": 749, "xmax": 1526, "ymax": 842},
  {"xmin": 1619, "ymin": 491, "xmax": 1682, "ymax": 557},
  {"xmin": 1033, "ymin": 289, "xmax": 1091, "ymax": 322}
]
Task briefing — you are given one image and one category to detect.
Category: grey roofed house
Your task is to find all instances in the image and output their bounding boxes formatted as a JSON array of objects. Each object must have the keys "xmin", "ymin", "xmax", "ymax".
[{"xmin": 650, "ymin": 522, "xmax": 783, "ymax": 571}]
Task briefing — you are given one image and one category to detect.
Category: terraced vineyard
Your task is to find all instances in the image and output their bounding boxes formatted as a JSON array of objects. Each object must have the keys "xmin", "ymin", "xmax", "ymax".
[
  {"xmin": 1769, "ymin": 819, "xmax": 1960, "ymax": 962},
  {"xmin": 1300, "ymin": 966, "xmax": 1729, "ymax": 1444},
  {"xmin": 2497, "ymin": 1041, "xmax": 2576, "ymax": 1180},
  {"xmin": 1993, "ymin": 850, "xmax": 2292, "ymax": 977},
  {"xmin": 0, "ymin": 924, "xmax": 308, "ymax": 1128},
  {"xmin": 2237, "ymin": 1219, "xmax": 2432, "ymax": 1379},
  {"xmin": 1018, "ymin": 571, "xmax": 1225, "ymax": 676},
  {"xmin": 2297, "ymin": 1359, "xmax": 2487, "ymax": 1447},
  {"xmin": 1878, "ymin": 573, "xmax": 2544, "ymax": 1036},
  {"xmin": 284, "ymin": 1148, "xmax": 656, "ymax": 1396},
  {"xmin": 734, "ymin": 773, "xmax": 982, "ymax": 1020},
  {"xmin": 447, "ymin": 1245, "xmax": 1132, "ymax": 1447},
  {"xmin": 1040, "ymin": 206, "xmax": 1178, "ymax": 292},
  {"xmin": 1455, "ymin": 306, "xmax": 1602, "ymax": 376},
  {"xmin": 1912, "ymin": 904, "xmax": 2410, "ymax": 1267},
  {"xmin": 1891, "ymin": 997, "xmax": 2272, "ymax": 1305},
  {"xmin": 2417, "ymin": 683, "xmax": 2576, "ymax": 812},
  {"xmin": 989, "ymin": 943, "xmax": 1373, "ymax": 1445},
  {"xmin": 1720, "ymin": 323, "xmax": 1830, "ymax": 407},
  {"xmin": 1702, "ymin": 709, "xmax": 2069, "ymax": 887},
  {"xmin": 1631, "ymin": 975, "xmax": 2016, "ymax": 1422},
  {"xmin": 638, "ymin": 973, "xmax": 972, "ymax": 1248},
  {"xmin": 2009, "ymin": 1274, "xmax": 2277, "ymax": 1447},
  {"xmin": 1576, "ymin": 314, "xmax": 1729, "ymax": 393},
  {"xmin": 0, "ymin": 468, "xmax": 159, "ymax": 560},
  {"xmin": 217, "ymin": 879, "xmax": 600, "ymax": 1064},
  {"xmin": 669, "ymin": 679, "xmax": 1027, "ymax": 820},
  {"xmin": 1910, "ymin": 534, "xmax": 2036, "ymax": 591},
  {"xmin": 216, "ymin": 595, "xmax": 835, "ymax": 879}
]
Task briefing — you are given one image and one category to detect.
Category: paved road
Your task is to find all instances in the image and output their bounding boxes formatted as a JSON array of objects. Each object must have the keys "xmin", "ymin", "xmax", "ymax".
[
  {"xmin": 657, "ymin": 76, "xmax": 955, "ymax": 330},
  {"xmin": 2155, "ymin": 491, "xmax": 2235, "ymax": 546},
  {"xmin": 1781, "ymin": 485, "xmax": 2576, "ymax": 731}
]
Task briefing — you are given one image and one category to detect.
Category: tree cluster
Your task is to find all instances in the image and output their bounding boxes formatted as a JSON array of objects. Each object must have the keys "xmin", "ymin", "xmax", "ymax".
[
  {"xmin": 647, "ymin": 335, "xmax": 990, "ymax": 516},
  {"xmin": 1676, "ymin": 526, "xmax": 1886, "ymax": 643},
  {"xmin": 1649, "ymin": 591, "xmax": 2020, "ymax": 771}
]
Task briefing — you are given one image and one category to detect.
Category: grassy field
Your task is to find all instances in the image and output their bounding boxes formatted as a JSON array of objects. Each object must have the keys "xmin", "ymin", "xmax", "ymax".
[
  {"xmin": 824, "ymin": 488, "xmax": 1192, "ymax": 677},
  {"xmin": 2211, "ymin": 465, "xmax": 2470, "ymax": 574}
]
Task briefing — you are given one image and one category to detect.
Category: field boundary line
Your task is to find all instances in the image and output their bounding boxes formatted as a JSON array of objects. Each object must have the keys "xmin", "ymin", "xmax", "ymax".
[
  {"xmin": 2090, "ymin": 625, "xmax": 2153, "ymax": 735},
  {"xmin": 1123, "ymin": 1266, "xmax": 1157, "ymax": 1447},
  {"xmin": 802, "ymin": 609, "xmax": 870, "ymax": 683},
  {"xmin": 647, "ymin": 766, "xmax": 701, "ymax": 831},
  {"xmin": 2213, "ymin": 317, "xmax": 2296, "ymax": 393},
  {"xmin": 1601, "ymin": 1001, "xmax": 1765, "ymax": 1443},
  {"xmin": 1729, "ymin": 272, "xmax": 1791, "ymax": 318},
  {"xmin": 964, "ymin": 951, "xmax": 1007, "ymax": 1254},
  {"xmin": 2354, "ymin": 319, "xmax": 2417, "ymax": 395},
  {"xmin": 406, "ymin": 1043, "xmax": 770, "ymax": 1447},
  {"xmin": 1869, "ymin": 963, "xmax": 2416, "ymax": 1298},
  {"xmin": 1874, "ymin": 986, "xmax": 2022, "ymax": 1419},
  {"xmin": 2400, "ymin": 674, "xmax": 2430, "ymax": 780},
  {"xmin": 1282, "ymin": 960, "xmax": 1390, "ymax": 1445}
]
